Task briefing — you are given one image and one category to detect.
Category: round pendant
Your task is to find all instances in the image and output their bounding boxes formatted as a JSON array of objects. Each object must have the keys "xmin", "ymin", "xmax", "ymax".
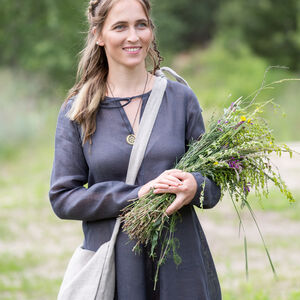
[{"xmin": 126, "ymin": 134, "xmax": 135, "ymax": 145}]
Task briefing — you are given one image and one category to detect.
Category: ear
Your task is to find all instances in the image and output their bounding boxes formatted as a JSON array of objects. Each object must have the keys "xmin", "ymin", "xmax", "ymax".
[
  {"xmin": 97, "ymin": 36, "xmax": 105, "ymax": 46},
  {"xmin": 92, "ymin": 26, "xmax": 105, "ymax": 46}
]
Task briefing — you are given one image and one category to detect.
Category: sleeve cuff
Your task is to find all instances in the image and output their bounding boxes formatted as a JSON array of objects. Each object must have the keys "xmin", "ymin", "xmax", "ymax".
[{"xmin": 190, "ymin": 172, "xmax": 205, "ymax": 207}]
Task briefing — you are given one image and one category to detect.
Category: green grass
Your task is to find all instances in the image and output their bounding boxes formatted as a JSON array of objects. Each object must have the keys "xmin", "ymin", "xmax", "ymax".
[
  {"xmin": 246, "ymin": 189, "xmax": 300, "ymax": 220},
  {"xmin": 223, "ymin": 284, "xmax": 300, "ymax": 300},
  {"xmin": 0, "ymin": 252, "xmax": 42, "ymax": 273}
]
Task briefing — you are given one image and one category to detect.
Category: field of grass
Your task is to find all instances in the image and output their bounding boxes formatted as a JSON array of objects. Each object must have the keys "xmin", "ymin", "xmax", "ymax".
[{"xmin": 0, "ymin": 49, "xmax": 300, "ymax": 300}]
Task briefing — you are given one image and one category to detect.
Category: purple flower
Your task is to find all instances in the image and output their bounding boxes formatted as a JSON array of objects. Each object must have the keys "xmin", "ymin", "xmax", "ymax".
[
  {"xmin": 244, "ymin": 182, "xmax": 251, "ymax": 193},
  {"xmin": 228, "ymin": 157, "xmax": 243, "ymax": 173}
]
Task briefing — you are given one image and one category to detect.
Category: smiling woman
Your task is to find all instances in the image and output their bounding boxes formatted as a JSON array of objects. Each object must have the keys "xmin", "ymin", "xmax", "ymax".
[
  {"xmin": 49, "ymin": 0, "xmax": 222, "ymax": 299},
  {"xmin": 95, "ymin": 1, "xmax": 153, "ymax": 71}
]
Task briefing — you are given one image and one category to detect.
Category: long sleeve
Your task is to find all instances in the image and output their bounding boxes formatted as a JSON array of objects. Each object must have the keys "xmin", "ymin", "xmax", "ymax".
[
  {"xmin": 49, "ymin": 101, "xmax": 141, "ymax": 222},
  {"xmin": 184, "ymin": 88, "xmax": 221, "ymax": 209}
]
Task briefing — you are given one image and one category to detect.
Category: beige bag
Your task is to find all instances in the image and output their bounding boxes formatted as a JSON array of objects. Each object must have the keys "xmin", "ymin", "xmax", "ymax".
[{"xmin": 57, "ymin": 76, "xmax": 168, "ymax": 300}]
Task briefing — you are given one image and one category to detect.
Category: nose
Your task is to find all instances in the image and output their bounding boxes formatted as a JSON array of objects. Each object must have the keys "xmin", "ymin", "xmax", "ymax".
[{"xmin": 127, "ymin": 27, "xmax": 139, "ymax": 43}]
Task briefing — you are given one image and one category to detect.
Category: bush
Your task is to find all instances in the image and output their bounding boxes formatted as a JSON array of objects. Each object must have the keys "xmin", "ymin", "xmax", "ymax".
[{"xmin": 217, "ymin": 0, "xmax": 300, "ymax": 70}]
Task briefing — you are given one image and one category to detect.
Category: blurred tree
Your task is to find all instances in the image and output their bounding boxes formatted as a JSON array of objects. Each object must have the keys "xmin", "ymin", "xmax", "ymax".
[
  {"xmin": 0, "ymin": 0, "xmax": 86, "ymax": 86},
  {"xmin": 152, "ymin": 0, "xmax": 221, "ymax": 51},
  {"xmin": 217, "ymin": 0, "xmax": 300, "ymax": 70},
  {"xmin": 0, "ymin": 0, "xmax": 299, "ymax": 88}
]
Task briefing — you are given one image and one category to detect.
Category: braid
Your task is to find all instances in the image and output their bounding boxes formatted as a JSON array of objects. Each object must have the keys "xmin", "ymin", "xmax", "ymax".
[
  {"xmin": 88, "ymin": 0, "xmax": 101, "ymax": 18},
  {"xmin": 152, "ymin": 39, "xmax": 163, "ymax": 71}
]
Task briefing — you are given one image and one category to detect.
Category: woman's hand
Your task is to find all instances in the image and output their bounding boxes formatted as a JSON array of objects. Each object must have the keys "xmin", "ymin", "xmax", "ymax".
[
  {"xmin": 138, "ymin": 170, "xmax": 198, "ymax": 216},
  {"xmin": 138, "ymin": 169, "xmax": 184, "ymax": 198},
  {"xmin": 154, "ymin": 171, "xmax": 198, "ymax": 216}
]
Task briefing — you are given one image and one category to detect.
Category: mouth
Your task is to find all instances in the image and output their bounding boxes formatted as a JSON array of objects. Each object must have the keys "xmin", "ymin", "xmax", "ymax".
[{"xmin": 123, "ymin": 47, "xmax": 142, "ymax": 53}]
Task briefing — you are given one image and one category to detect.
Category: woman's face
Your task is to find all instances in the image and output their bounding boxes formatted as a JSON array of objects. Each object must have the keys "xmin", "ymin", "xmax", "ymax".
[{"xmin": 97, "ymin": 0, "xmax": 153, "ymax": 71}]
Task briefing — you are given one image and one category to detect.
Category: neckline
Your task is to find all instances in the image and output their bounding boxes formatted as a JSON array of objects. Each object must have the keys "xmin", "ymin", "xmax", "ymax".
[{"xmin": 104, "ymin": 89, "xmax": 152, "ymax": 102}]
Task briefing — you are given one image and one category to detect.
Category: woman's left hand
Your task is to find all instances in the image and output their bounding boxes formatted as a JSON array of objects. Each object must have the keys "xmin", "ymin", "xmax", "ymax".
[{"xmin": 153, "ymin": 171, "xmax": 197, "ymax": 216}]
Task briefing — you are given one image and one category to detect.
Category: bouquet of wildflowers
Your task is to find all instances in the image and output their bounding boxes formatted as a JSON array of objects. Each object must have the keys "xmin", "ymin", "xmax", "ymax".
[{"xmin": 121, "ymin": 76, "xmax": 297, "ymax": 289}]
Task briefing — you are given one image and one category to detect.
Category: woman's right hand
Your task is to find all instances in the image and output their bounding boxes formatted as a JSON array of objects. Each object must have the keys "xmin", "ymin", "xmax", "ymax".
[{"xmin": 138, "ymin": 169, "xmax": 184, "ymax": 198}]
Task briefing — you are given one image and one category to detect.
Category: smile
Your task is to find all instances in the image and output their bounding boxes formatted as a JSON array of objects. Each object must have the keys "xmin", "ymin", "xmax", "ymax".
[{"xmin": 123, "ymin": 47, "xmax": 142, "ymax": 53}]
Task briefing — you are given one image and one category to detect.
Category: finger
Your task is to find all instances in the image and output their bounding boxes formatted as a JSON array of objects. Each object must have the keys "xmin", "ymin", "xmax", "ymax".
[
  {"xmin": 165, "ymin": 197, "xmax": 184, "ymax": 215},
  {"xmin": 158, "ymin": 176, "xmax": 182, "ymax": 187},
  {"xmin": 163, "ymin": 169, "xmax": 184, "ymax": 177},
  {"xmin": 169, "ymin": 171, "xmax": 191, "ymax": 181},
  {"xmin": 164, "ymin": 168, "xmax": 183, "ymax": 174},
  {"xmin": 153, "ymin": 183, "xmax": 170, "ymax": 189},
  {"xmin": 153, "ymin": 185, "xmax": 182, "ymax": 194},
  {"xmin": 153, "ymin": 188, "xmax": 171, "ymax": 194}
]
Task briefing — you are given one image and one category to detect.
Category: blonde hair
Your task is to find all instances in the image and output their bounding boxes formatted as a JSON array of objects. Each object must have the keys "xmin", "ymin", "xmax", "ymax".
[{"xmin": 65, "ymin": 0, "xmax": 163, "ymax": 145}]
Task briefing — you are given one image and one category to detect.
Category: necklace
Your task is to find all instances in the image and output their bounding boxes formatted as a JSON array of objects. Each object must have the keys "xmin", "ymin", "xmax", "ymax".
[{"xmin": 107, "ymin": 73, "xmax": 149, "ymax": 145}]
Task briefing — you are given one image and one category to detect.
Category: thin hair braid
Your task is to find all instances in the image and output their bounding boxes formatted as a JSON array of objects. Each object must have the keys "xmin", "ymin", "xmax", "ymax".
[
  {"xmin": 152, "ymin": 39, "xmax": 163, "ymax": 72},
  {"xmin": 88, "ymin": 0, "xmax": 101, "ymax": 18}
]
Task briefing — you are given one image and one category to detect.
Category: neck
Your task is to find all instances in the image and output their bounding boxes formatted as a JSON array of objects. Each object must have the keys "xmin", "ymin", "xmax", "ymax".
[{"xmin": 107, "ymin": 64, "xmax": 153, "ymax": 98}]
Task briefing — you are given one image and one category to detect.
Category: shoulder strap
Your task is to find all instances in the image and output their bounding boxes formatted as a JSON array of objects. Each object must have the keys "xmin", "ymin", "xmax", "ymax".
[
  {"xmin": 126, "ymin": 67, "xmax": 187, "ymax": 184},
  {"xmin": 125, "ymin": 75, "xmax": 167, "ymax": 185},
  {"xmin": 155, "ymin": 66, "xmax": 189, "ymax": 87},
  {"xmin": 113, "ymin": 75, "xmax": 167, "ymax": 231},
  {"xmin": 116, "ymin": 68, "xmax": 185, "ymax": 228}
]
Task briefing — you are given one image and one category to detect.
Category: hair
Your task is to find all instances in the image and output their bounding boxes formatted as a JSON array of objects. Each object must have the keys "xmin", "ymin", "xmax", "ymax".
[{"xmin": 65, "ymin": 0, "xmax": 163, "ymax": 145}]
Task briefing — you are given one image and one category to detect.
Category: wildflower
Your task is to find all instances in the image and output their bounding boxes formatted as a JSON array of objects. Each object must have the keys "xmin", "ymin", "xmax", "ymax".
[
  {"xmin": 247, "ymin": 119, "xmax": 252, "ymax": 123},
  {"xmin": 240, "ymin": 116, "xmax": 246, "ymax": 122},
  {"xmin": 228, "ymin": 158, "xmax": 243, "ymax": 173},
  {"xmin": 214, "ymin": 162, "xmax": 219, "ymax": 165},
  {"xmin": 244, "ymin": 182, "xmax": 251, "ymax": 193}
]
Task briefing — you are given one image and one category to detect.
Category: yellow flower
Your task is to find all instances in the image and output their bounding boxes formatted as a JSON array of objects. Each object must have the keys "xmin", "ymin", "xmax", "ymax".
[
  {"xmin": 214, "ymin": 162, "xmax": 219, "ymax": 165},
  {"xmin": 240, "ymin": 116, "xmax": 246, "ymax": 122},
  {"xmin": 247, "ymin": 119, "xmax": 252, "ymax": 123}
]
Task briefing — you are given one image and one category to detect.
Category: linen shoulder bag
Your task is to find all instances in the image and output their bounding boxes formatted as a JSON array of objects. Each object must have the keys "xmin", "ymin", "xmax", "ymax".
[{"xmin": 57, "ymin": 75, "xmax": 168, "ymax": 300}]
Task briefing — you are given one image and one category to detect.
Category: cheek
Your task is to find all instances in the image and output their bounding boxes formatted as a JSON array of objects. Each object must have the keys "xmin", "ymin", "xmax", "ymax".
[
  {"xmin": 141, "ymin": 30, "xmax": 153, "ymax": 46},
  {"xmin": 103, "ymin": 33, "xmax": 125, "ymax": 49}
]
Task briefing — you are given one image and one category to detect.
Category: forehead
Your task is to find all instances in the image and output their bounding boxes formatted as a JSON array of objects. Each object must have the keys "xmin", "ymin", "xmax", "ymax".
[{"xmin": 106, "ymin": 0, "xmax": 148, "ymax": 23}]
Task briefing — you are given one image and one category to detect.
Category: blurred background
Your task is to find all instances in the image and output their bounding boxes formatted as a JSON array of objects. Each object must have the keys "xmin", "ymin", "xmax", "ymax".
[{"xmin": 0, "ymin": 0, "xmax": 299, "ymax": 299}]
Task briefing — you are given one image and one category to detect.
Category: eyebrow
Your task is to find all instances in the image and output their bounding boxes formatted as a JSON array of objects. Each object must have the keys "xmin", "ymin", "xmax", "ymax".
[{"xmin": 111, "ymin": 18, "xmax": 148, "ymax": 27}]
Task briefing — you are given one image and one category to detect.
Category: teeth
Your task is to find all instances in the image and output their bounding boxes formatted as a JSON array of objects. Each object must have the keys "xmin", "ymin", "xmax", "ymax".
[{"xmin": 125, "ymin": 48, "xmax": 140, "ymax": 52}]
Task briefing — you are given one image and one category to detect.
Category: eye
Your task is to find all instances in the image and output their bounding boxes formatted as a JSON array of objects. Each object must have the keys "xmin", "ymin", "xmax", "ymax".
[
  {"xmin": 137, "ymin": 22, "xmax": 148, "ymax": 29},
  {"xmin": 114, "ymin": 24, "xmax": 126, "ymax": 31}
]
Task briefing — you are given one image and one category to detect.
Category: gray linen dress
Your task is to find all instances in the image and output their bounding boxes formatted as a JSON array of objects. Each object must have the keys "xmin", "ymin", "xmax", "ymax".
[{"xmin": 49, "ymin": 79, "xmax": 222, "ymax": 300}]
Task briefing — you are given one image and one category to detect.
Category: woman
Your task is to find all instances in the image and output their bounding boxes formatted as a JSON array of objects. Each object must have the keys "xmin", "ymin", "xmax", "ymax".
[{"xmin": 49, "ymin": 0, "xmax": 222, "ymax": 299}]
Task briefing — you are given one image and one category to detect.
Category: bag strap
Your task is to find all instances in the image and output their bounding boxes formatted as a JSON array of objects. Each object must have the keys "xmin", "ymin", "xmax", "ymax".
[
  {"xmin": 126, "ymin": 67, "xmax": 188, "ymax": 184},
  {"xmin": 114, "ymin": 68, "xmax": 186, "ymax": 232},
  {"xmin": 126, "ymin": 76, "xmax": 167, "ymax": 185},
  {"xmin": 155, "ymin": 66, "xmax": 189, "ymax": 87},
  {"xmin": 112, "ymin": 75, "xmax": 168, "ymax": 233}
]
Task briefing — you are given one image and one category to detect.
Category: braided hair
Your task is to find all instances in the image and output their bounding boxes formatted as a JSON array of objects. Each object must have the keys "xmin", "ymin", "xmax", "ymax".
[{"xmin": 65, "ymin": 0, "xmax": 163, "ymax": 145}]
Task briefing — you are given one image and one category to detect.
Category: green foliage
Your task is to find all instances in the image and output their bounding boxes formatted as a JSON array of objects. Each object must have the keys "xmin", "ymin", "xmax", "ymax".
[
  {"xmin": 152, "ymin": 0, "xmax": 221, "ymax": 52},
  {"xmin": 0, "ymin": 0, "xmax": 87, "ymax": 87},
  {"xmin": 217, "ymin": 0, "xmax": 300, "ymax": 70},
  {"xmin": 0, "ymin": 0, "xmax": 299, "ymax": 89},
  {"xmin": 171, "ymin": 40, "xmax": 300, "ymax": 141}
]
